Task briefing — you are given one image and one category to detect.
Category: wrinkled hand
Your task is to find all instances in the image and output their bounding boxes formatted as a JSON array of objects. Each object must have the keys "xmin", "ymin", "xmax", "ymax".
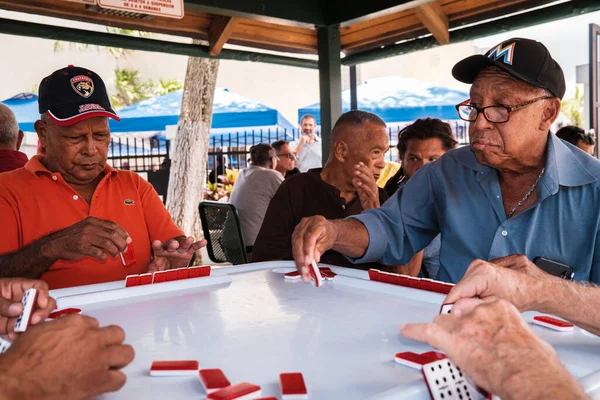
[
  {"xmin": 490, "ymin": 254, "xmax": 552, "ymax": 280},
  {"xmin": 0, "ymin": 314, "xmax": 134, "ymax": 400},
  {"xmin": 291, "ymin": 216, "xmax": 339, "ymax": 281},
  {"xmin": 0, "ymin": 278, "xmax": 56, "ymax": 339},
  {"xmin": 444, "ymin": 257, "xmax": 553, "ymax": 312},
  {"xmin": 147, "ymin": 236, "xmax": 206, "ymax": 273},
  {"xmin": 45, "ymin": 216, "xmax": 131, "ymax": 262},
  {"xmin": 352, "ymin": 162, "xmax": 380, "ymax": 210},
  {"xmin": 400, "ymin": 299, "xmax": 565, "ymax": 398}
]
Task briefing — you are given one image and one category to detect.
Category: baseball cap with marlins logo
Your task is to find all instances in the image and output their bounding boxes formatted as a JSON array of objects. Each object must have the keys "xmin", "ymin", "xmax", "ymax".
[
  {"xmin": 38, "ymin": 65, "xmax": 120, "ymax": 126},
  {"xmin": 452, "ymin": 37, "xmax": 566, "ymax": 99}
]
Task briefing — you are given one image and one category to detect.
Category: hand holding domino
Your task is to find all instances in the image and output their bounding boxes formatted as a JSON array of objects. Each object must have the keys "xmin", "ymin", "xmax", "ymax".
[
  {"xmin": 0, "ymin": 314, "xmax": 134, "ymax": 400},
  {"xmin": 401, "ymin": 299, "xmax": 570, "ymax": 399},
  {"xmin": 0, "ymin": 278, "xmax": 56, "ymax": 338},
  {"xmin": 308, "ymin": 260, "xmax": 323, "ymax": 288}
]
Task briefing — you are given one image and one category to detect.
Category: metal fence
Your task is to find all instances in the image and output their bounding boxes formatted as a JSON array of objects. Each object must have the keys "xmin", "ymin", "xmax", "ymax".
[{"xmin": 107, "ymin": 121, "xmax": 470, "ymax": 175}]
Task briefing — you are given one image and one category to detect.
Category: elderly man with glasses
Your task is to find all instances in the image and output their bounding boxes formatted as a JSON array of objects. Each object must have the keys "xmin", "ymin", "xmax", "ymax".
[{"xmin": 290, "ymin": 37, "xmax": 600, "ymax": 286}]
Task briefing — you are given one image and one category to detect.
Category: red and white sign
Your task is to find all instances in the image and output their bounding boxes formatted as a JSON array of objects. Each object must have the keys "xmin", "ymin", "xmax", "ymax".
[{"xmin": 98, "ymin": 0, "xmax": 184, "ymax": 19}]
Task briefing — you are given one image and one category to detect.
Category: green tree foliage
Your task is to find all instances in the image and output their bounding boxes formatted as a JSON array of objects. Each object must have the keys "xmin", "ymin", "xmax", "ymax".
[
  {"xmin": 110, "ymin": 68, "xmax": 183, "ymax": 109},
  {"xmin": 561, "ymin": 86, "xmax": 584, "ymax": 127},
  {"xmin": 54, "ymin": 28, "xmax": 182, "ymax": 109}
]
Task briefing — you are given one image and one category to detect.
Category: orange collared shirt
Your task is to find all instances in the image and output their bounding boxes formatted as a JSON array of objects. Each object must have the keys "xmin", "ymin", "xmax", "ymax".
[{"xmin": 0, "ymin": 156, "xmax": 184, "ymax": 289}]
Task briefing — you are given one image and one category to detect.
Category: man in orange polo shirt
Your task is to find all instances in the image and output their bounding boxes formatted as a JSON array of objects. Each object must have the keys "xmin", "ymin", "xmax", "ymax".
[{"xmin": 0, "ymin": 66, "xmax": 205, "ymax": 289}]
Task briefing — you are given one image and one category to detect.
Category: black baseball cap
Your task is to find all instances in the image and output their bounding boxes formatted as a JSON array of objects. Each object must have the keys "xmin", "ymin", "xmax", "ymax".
[
  {"xmin": 38, "ymin": 65, "xmax": 120, "ymax": 126},
  {"xmin": 452, "ymin": 38, "xmax": 566, "ymax": 99}
]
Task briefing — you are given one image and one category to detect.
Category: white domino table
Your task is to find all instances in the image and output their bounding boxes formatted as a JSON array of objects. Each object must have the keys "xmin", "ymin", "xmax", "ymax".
[{"xmin": 49, "ymin": 261, "xmax": 600, "ymax": 400}]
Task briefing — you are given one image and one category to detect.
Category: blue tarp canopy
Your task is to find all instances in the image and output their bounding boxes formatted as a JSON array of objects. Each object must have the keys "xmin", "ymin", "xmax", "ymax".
[
  {"xmin": 2, "ymin": 88, "xmax": 295, "ymax": 136},
  {"xmin": 297, "ymin": 76, "xmax": 469, "ymax": 125},
  {"xmin": 1, "ymin": 93, "xmax": 39, "ymax": 132},
  {"xmin": 110, "ymin": 87, "xmax": 295, "ymax": 134}
]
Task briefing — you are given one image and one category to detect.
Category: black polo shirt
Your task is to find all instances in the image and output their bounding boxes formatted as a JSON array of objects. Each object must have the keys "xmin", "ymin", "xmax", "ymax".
[{"xmin": 252, "ymin": 168, "xmax": 388, "ymax": 270}]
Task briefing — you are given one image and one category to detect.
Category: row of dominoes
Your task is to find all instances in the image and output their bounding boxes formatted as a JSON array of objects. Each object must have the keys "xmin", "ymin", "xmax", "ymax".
[
  {"xmin": 368, "ymin": 269, "xmax": 454, "ymax": 294},
  {"xmin": 125, "ymin": 265, "xmax": 211, "ymax": 287},
  {"xmin": 150, "ymin": 360, "xmax": 307, "ymax": 399}
]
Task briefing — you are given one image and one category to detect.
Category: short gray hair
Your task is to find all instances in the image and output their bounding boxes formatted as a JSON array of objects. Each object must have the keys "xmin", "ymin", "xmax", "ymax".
[{"xmin": 0, "ymin": 104, "xmax": 19, "ymax": 146}]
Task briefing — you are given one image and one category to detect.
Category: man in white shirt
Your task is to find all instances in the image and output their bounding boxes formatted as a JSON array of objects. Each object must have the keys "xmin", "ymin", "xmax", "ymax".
[
  {"xmin": 294, "ymin": 114, "xmax": 322, "ymax": 172},
  {"xmin": 230, "ymin": 144, "xmax": 284, "ymax": 249}
]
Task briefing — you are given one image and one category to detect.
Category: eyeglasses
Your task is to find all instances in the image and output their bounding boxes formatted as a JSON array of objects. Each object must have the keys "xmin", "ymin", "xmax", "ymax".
[
  {"xmin": 455, "ymin": 95, "xmax": 554, "ymax": 123},
  {"xmin": 278, "ymin": 153, "xmax": 296, "ymax": 160}
]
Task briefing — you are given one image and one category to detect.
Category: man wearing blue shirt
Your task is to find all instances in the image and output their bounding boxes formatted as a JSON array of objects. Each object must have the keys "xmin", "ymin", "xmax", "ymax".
[{"xmin": 291, "ymin": 37, "xmax": 600, "ymax": 284}]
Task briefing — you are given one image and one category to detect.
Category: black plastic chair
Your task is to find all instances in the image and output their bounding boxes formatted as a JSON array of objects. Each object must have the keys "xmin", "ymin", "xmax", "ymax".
[{"xmin": 199, "ymin": 201, "xmax": 249, "ymax": 265}]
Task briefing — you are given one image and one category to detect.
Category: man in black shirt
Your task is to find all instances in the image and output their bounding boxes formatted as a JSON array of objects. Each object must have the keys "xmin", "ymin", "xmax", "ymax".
[{"xmin": 252, "ymin": 110, "xmax": 389, "ymax": 270}]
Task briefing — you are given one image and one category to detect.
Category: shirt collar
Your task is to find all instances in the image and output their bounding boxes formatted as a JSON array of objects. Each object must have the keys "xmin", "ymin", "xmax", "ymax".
[
  {"xmin": 454, "ymin": 132, "xmax": 598, "ymax": 188},
  {"xmin": 24, "ymin": 155, "xmax": 118, "ymax": 179},
  {"xmin": 548, "ymin": 132, "xmax": 597, "ymax": 187}
]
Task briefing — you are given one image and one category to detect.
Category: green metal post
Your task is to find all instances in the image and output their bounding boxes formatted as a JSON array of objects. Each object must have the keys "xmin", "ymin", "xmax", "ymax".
[{"xmin": 317, "ymin": 25, "xmax": 342, "ymax": 164}]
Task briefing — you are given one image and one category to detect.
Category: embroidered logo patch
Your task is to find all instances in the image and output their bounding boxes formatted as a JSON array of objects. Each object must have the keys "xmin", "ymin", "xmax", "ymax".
[
  {"xmin": 486, "ymin": 42, "xmax": 516, "ymax": 65},
  {"xmin": 124, "ymin": 199, "xmax": 135, "ymax": 205},
  {"xmin": 70, "ymin": 75, "xmax": 94, "ymax": 98}
]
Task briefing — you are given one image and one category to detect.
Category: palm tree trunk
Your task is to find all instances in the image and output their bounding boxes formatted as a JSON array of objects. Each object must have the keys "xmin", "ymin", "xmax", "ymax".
[{"xmin": 166, "ymin": 42, "xmax": 219, "ymax": 263}]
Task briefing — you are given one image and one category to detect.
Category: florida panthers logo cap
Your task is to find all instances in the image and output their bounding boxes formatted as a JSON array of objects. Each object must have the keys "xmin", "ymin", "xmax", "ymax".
[{"xmin": 38, "ymin": 65, "xmax": 120, "ymax": 126}]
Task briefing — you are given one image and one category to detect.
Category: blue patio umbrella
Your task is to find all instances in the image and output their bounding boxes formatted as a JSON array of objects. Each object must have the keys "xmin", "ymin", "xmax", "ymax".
[{"xmin": 297, "ymin": 76, "xmax": 469, "ymax": 125}]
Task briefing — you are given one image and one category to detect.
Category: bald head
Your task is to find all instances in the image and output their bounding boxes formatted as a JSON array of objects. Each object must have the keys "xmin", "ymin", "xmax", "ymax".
[
  {"xmin": 330, "ymin": 110, "xmax": 387, "ymax": 148},
  {"xmin": 0, "ymin": 104, "xmax": 20, "ymax": 149}
]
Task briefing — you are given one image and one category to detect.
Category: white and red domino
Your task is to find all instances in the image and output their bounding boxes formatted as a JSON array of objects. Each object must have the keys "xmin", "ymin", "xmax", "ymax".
[
  {"xmin": 0, "ymin": 336, "xmax": 12, "ymax": 354},
  {"xmin": 308, "ymin": 260, "xmax": 323, "ymax": 288},
  {"xmin": 422, "ymin": 358, "xmax": 491, "ymax": 400},
  {"xmin": 532, "ymin": 315, "xmax": 574, "ymax": 332},
  {"xmin": 395, "ymin": 351, "xmax": 447, "ymax": 369},
  {"xmin": 199, "ymin": 369, "xmax": 231, "ymax": 394},
  {"xmin": 14, "ymin": 288, "xmax": 39, "ymax": 333},
  {"xmin": 150, "ymin": 360, "xmax": 199, "ymax": 376},
  {"xmin": 207, "ymin": 382, "xmax": 261, "ymax": 400},
  {"xmin": 394, "ymin": 352, "xmax": 432, "ymax": 369},
  {"xmin": 47, "ymin": 308, "xmax": 82, "ymax": 320},
  {"xmin": 125, "ymin": 274, "xmax": 141, "ymax": 287},
  {"xmin": 280, "ymin": 372, "xmax": 308, "ymax": 399},
  {"xmin": 319, "ymin": 268, "xmax": 336, "ymax": 281},
  {"xmin": 439, "ymin": 303, "xmax": 453, "ymax": 315},
  {"xmin": 284, "ymin": 271, "xmax": 302, "ymax": 281},
  {"xmin": 120, "ymin": 244, "xmax": 136, "ymax": 267}
]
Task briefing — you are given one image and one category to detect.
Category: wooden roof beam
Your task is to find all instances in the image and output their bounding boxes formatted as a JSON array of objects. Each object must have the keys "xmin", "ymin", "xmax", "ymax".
[
  {"xmin": 209, "ymin": 15, "xmax": 238, "ymax": 56},
  {"xmin": 414, "ymin": 1, "xmax": 448, "ymax": 45}
]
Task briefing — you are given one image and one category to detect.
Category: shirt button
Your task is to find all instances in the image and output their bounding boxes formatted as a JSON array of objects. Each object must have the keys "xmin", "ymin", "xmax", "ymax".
[
  {"xmin": 501, "ymin": 230, "xmax": 508, "ymax": 237},
  {"xmin": 73, "ymin": 195, "xmax": 79, "ymax": 200},
  {"xmin": 52, "ymin": 176, "xmax": 57, "ymax": 181}
]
